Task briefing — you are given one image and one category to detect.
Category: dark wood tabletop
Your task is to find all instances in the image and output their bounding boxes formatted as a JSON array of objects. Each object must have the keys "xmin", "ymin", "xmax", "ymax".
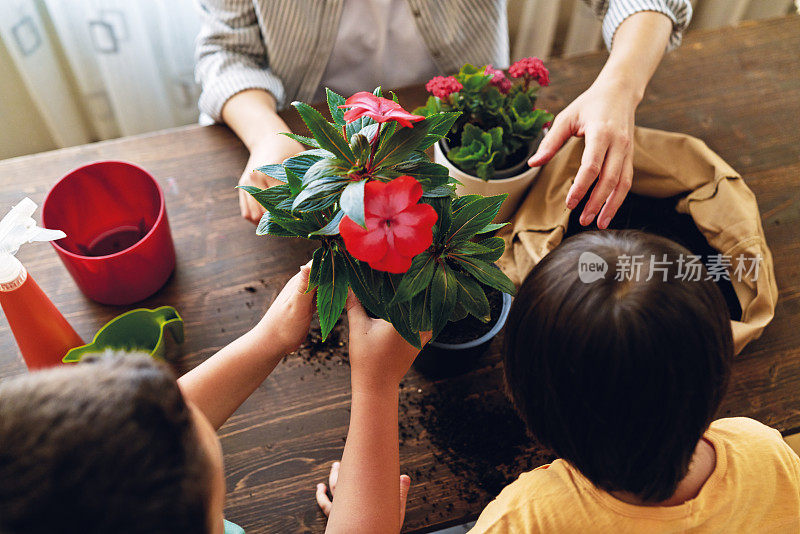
[{"xmin": 0, "ymin": 16, "xmax": 798, "ymax": 533}]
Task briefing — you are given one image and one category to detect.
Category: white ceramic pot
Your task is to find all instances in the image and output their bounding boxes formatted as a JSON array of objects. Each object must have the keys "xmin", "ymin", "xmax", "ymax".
[{"xmin": 433, "ymin": 141, "xmax": 541, "ymax": 223}]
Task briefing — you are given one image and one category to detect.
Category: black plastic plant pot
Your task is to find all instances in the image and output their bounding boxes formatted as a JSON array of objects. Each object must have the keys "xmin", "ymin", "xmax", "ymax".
[{"xmin": 414, "ymin": 291, "xmax": 513, "ymax": 378}]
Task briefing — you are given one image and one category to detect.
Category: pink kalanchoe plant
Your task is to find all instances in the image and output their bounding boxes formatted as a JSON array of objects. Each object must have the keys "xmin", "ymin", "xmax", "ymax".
[{"xmin": 415, "ymin": 58, "xmax": 553, "ymax": 180}]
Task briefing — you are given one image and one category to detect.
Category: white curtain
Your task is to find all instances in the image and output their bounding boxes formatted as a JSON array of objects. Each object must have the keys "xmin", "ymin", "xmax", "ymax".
[{"xmin": 0, "ymin": 0, "xmax": 202, "ymax": 155}]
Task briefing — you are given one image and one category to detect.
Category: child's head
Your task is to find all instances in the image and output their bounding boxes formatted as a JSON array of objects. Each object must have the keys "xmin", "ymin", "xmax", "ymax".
[
  {"xmin": 0, "ymin": 353, "xmax": 226, "ymax": 534},
  {"xmin": 504, "ymin": 230, "xmax": 733, "ymax": 502}
]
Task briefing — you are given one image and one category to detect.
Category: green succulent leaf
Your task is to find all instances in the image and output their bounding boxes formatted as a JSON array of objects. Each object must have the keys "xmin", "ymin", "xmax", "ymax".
[{"xmin": 340, "ymin": 179, "xmax": 366, "ymax": 227}]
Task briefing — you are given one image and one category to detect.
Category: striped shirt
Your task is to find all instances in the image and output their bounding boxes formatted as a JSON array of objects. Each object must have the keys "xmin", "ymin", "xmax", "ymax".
[{"xmin": 195, "ymin": 0, "xmax": 692, "ymax": 122}]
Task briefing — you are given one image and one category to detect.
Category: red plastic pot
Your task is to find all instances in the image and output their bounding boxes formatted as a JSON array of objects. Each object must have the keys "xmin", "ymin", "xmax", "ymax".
[{"xmin": 42, "ymin": 161, "xmax": 176, "ymax": 306}]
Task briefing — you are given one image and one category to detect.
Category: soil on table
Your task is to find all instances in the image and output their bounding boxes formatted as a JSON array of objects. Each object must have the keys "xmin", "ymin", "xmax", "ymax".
[
  {"xmin": 435, "ymin": 287, "xmax": 504, "ymax": 345},
  {"xmin": 566, "ymin": 186, "xmax": 743, "ymax": 321},
  {"xmin": 399, "ymin": 365, "xmax": 555, "ymax": 504}
]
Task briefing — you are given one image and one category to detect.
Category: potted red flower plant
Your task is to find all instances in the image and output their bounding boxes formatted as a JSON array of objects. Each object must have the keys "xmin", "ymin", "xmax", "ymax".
[
  {"xmin": 241, "ymin": 88, "xmax": 516, "ymax": 353},
  {"xmin": 414, "ymin": 58, "xmax": 554, "ymax": 221}
]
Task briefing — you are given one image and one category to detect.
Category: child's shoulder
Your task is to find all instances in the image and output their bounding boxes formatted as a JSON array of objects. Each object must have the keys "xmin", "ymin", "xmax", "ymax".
[
  {"xmin": 469, "ymin": 460, "xmax": 584, "ymax": 533},
  {"xmin": 708, "ymin": 417, "xmax": 786, "ymax": 445}
]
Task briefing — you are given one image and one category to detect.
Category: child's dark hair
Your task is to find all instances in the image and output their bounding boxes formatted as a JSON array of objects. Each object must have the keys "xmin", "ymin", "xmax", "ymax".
[
  {"xmin": 504, "ymin": 230, "xmax": 733, "ymax": 502},
  {"xmin": 0, "ymin": 353, "xmax": 210, "ymax": 534}
]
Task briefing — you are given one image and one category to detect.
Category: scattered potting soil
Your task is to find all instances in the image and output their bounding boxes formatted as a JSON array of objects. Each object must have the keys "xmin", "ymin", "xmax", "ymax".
[
  {"xmin": 400, "ymin": 374, "xmax": 554, "ymax": 502},
  {"xmin": 435, "ymin": 288, "xmax": 504, "ymax": 345},
  {"xmin": 289, "ymin": 317, "xmax": 349, "ymax": 374}
]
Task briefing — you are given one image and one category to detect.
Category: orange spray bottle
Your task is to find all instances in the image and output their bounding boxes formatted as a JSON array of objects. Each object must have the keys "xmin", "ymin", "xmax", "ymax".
[{"xmin": 0, "ymin": 198, "xmax": 83, "ymax": 370}]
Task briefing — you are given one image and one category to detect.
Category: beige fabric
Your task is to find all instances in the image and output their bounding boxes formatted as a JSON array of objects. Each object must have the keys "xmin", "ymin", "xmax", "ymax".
[{"xmin": 497, "ymin": 126, "xmax": 778, "ymax": 354}]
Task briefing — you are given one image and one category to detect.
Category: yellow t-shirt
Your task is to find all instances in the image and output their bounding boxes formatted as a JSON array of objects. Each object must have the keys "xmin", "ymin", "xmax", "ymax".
[{"xmin": 470, "ymin": 418, "xmax": 800, "ymax": 533}]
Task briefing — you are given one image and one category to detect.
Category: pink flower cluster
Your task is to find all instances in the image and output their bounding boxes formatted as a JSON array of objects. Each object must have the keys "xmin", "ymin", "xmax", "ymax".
[
  {"xmin": 509, "ymin": 57, "xmax": 550, "ymax": 87},
  {"xmin": 425, "ymin": 76, "xmax": 463, "ymax": 100},
  {"xmin": 484, "ymin": 65, "xmax": 511, "ymax": 94}
]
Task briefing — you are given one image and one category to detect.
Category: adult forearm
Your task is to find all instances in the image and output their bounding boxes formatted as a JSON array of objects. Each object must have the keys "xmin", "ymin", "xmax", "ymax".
[
  {"xmin": 326, "ymin": 388, "xmax": 401, "ymax": 533},
  {"xmin": 178, "ymin": 327, "xmax": 285, "ymax": 430},
  {"xmin": 595, "ymin": 11, "xmax": 673, "ymax": 103},
  {"xmin": 221, "ymin": 89, "xmax": 295, "ymax": 151}
]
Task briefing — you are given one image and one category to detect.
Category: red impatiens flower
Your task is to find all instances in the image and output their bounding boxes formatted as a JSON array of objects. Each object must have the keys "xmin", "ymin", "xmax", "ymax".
[
  {"xmin": 425, "ymin": 76, "xmax": 463, "ymax": 100},
  {"xmin": 509, "ymin": 56, "xmax": 550, "ymax": 87},
  {"xmin": 340, "ymin": 176, "xmax": 438, "ymax": 274},
  {"xmin": 484, "ymin": 65, "xmax": 512, "ymax": 94},
  {"xmin": 339, "ymin": 92, "xmax": 425, "ymax": 128}
]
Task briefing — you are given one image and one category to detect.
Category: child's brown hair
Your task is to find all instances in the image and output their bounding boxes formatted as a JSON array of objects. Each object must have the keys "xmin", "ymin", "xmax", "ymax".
[
  {"xmin": 0, "ymin": 353, "xmax": 210, "ymax": 533},
  {"xmin": 504, "ymin": 230, "xmax": 733, "ymax": 502}
]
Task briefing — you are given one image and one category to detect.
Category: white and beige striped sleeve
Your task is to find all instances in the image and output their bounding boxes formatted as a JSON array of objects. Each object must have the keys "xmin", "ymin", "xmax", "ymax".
[
  {"xmin": 584, "ymin": 0, "xmax": 693, "ymax": 52},
  {"xmin": 194, "ymin": 0, "xmax": 286, "ymax": 123}
]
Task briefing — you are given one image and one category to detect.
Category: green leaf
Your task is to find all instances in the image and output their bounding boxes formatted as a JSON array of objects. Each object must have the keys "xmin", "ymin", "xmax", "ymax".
[
  {"xmin": 280, "ymin": 132, "xmax": 321, "ymax": 148},
  {"xmin": 340, "ymin": 180, "xmax": 366, "ymax": 227},
  {"xmin": 391, "ymin": 160, "xmax": 450, "ymax": 187},
  {"xmin": 430, "ymin": 263, "xmax": 458, "ymax": 338},
  {"xmin": 254, "ymin": 164, "xmax": 287, "ymax": 183},
  {"xmin": 284, "ymin": 152, "xmax": 324, "ymax": 180},
  {"xmin": 409, "ymin": 284, "xmax": 433, "ymax": 332},
  {"xmin": 326, "ymin": 88, "xmax": 346, "ymax": 126},
  {"xmin": 447, "ymin": 195, "xmax": 507, "ymax": 243},
  {"xmin": 256, "ymin": 211, "xmax": 272, "ymax": 236},
  {"xmin": 301, "ymin": 157, "xmax": 348, "ymax": 186},
  {"xmin": 451, "ymin": 256, "xmax": 516, "ymax": 295},
  {"xmin": 476, "ymin": 222, "xmax": 509, "ymax": 234},
  {"xmin": 316, "ymin": 249, "xmax": 349, "ymax": 340},
  {"xmin": 292, "ymin": 101, "xmax": 356, "ymax": 166},
  {"xmin": 422, "ymin": 185, "xmax": 456, "ymax": 198},
  {"xmin": 371, "ymin": 120, "xmax": 431, "ymax": 169},
  {"xmin": 391, "ymin": 252, "xmax": 436, "ymax": 303},
  {"xmin": 309, "ymin": 210, "xmax": 345, "ymax": 236},
  {"xmin": 451, "ymin": 241, "xmax": 493, "ymax": 256},
  {"xmin": 342, "ymin": 253, "xmax": 387, "ymax": 320},
  {"xmin": 238, "ymin": 184, "xmax": 292, "ymax": 209},
  {"xmin": 349, "ymin": 133, "xmax": 371, "ymax": 163},
  {"xmin": 419, "ymin": 111, "xmax": 462, "ymax": 150},
  {"xmin": 452, "ymin": 271, "xmax": 490, "ymax": 322},
  {"xmin": 292, "ymin": 177, "xmax": 348, "ymax": 212},
  {"xmin": 285, "ymin": 168, "xmax": 302, "ymax": 196},
  {"xmin": 384, "ymin": 275, "xmax": 422, "ymax": 349},
  {"xmin": 474, "ymin": 236, "xmax": 506, "ymax": 263},
  {"xmin": 308, "ymin": 246, "xmax": 325, "ymax": 290}
]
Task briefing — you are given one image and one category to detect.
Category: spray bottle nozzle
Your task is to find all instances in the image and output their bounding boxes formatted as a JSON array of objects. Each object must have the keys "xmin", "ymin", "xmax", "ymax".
[{"xmin": 0, "ymin": 198, "xmax": 66, "ymax": 284}]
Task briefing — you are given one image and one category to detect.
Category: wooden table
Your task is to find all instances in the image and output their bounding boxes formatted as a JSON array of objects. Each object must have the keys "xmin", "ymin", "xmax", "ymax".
[{"xmin": 1, "ymin": 16, "xmax": 798, "ymax": 533}]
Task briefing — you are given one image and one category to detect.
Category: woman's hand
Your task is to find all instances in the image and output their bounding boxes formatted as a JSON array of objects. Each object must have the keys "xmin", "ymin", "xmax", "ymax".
[
  {"xmin": 238, "ymin": 135, "xmax": 304, "ymax": 224},
  {"xmin": 316, "ymin": 461, "xmax": 411, "ymax": 525},
  {"xmin": 527, "ymin": 11, "xmax": 674, "ymax": 230},
  {"xmin": 254, "ymin": 262, "xmax": 315, "ymax": 354},
  {"xmin": 528, "ymin": 77, "xmax": 637, "ymax": 230}
]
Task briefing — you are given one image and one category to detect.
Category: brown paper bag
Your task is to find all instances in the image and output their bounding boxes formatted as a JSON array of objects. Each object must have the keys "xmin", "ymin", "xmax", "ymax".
[{"xmin": 497, "ymin": 126, "xmax": 778, "ymax": 354}]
